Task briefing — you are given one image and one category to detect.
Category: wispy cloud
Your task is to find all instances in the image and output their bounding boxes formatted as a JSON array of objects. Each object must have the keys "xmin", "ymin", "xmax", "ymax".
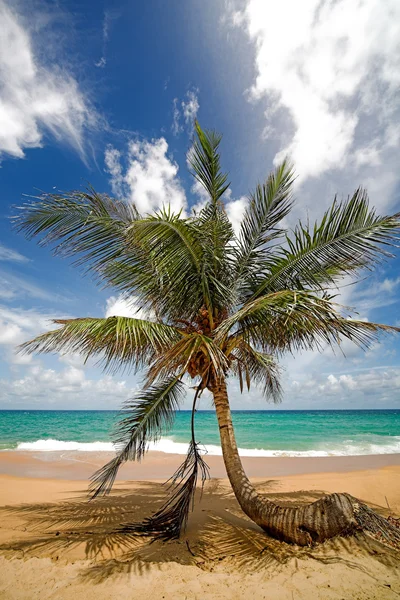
[
  {"xmin": 95, "ymin": 9, "xmax": 118, "ymax": 68},
  {"xmin": 0, "ymin": 0, "xmax": 98, "ymax": 161},
  {"xmin": 171, "ymin": 88, "xmax": 200, "ymax": 136},
  {"xmin": 0, "ymin": 243, "xmax": 29, "ymax": 263},
  {"xmin": 0, "ymin": 271, "xmax": 63, "ymax": 302}
]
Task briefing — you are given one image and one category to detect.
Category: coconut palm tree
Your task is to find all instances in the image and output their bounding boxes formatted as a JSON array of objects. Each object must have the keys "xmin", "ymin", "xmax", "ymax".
[{"xmin": 15, "ymin": 122, "xmax": 400, "ymax": 546}]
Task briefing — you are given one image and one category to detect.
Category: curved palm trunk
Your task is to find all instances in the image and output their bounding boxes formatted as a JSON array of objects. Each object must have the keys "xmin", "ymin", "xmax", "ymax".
[{"xmin": 212, "ymin": 379, "xmax": 360, "ymax": 546}]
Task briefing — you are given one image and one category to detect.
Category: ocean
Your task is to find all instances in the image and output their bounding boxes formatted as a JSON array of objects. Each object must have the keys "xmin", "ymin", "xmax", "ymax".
[{"xmin": 0, "ymin": 409, "xmax": 399, "ymax": 457}]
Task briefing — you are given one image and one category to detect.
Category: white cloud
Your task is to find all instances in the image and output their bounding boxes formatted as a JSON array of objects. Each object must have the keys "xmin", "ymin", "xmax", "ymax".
[
  {"xmin": 233, "ymin": 0, "xmax": 400, "ymax": 204},
  {"xmin": 0, "ymin": 305, "xmax": 70, "ymax": 366},
  {"xmin": 105, "ymin": 137, "xmax": 187, "ymax": 214},
  {"xmin": 0, "ymin": 363, "xmax": 131, "ymax": 409},
  {"xmin": 182, "ymin": 89, "xmax": 199, "ymax": 128},
  {"xmin": 225, "ymin": 194, "xmax": 248, "ymax": 236},
  {"xmin": 0, "ymin": 244, "xmax": 28, "ymax": 262},
  {"xmin": 0, "ymin": 0, "xmax": 97, "ymax": 161},
  {"xmin": 0, "ymin": 305, "xmax": 60, "ymax": 347},
  {"xmin": 190, "ymin": 178, "xmax": 248, "ymax": 235},
  {"xmin": 289, "ymin": 366, "xmax": 400, "ymax": 406},
  {"xmin": 0, "ymin": 304, "xmax": 134, "ymax": 408},
  {"xmin": 95, "ymin": 9, "xmax": 118, "ymax": 68},
  {"xmin": 171, "ymin": 98, "xmax": 183, "ymax": 136},
  {"xmin": 171, "ymin": 88, "xmax": 200, "ymax": 136},
  {"xmin": 105, "ymin": 294, "xmax": 155, "ymax": 320},
  {"xmin": 95, "ymin": 57, "xmax": 106, "ymax": 69}
]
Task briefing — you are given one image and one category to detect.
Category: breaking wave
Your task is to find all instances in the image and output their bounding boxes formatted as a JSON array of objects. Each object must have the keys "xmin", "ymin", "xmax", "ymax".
[{"xmin": 13, "ymin": 436, "xmax": 400, "ymax": 457}]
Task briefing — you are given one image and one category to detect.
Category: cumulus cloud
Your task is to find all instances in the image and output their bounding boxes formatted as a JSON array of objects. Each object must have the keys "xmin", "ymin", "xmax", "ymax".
[
  {"xmin": 182, "ymin": 89, "xmax": 200, "ymax": 127},
  {"xmin": 232, "ymin": 0, "xmax": 400, "ymax": 209},
  {"xmin": 224, "ymin": 193, "xmax": 248, "ymax": 236},
  {"xmin": 0, "ymin": 304, "xmax": 135, "ymax": 408},
  {"xmin": 288, "ymin": 366, "xmax": 400, "ymax": 407},
  {"xmin": 0, "ymin": 0, "xmax": 97, "ymax": 161},
  {"xmin": 105, "ymin": 137, "xmax": 187, "ymax": 214},
  {"xmin": 0, "ymin": 363, "xmax": 131, "ymax": 408}
]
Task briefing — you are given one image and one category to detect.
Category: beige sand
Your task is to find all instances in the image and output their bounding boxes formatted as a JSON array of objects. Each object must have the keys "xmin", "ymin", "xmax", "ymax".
[{"xmin": 0, "ymin": 453, "xmax": 399, "ymax": 599}]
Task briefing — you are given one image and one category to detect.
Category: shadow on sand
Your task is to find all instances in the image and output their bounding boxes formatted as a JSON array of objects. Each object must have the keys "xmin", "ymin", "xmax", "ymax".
[{"xmin": 0, "ymin": 479, "xmax": 398, "ymax": 584}]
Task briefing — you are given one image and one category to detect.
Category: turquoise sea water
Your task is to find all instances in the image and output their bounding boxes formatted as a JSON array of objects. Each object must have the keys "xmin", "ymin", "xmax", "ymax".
[{"xmin": 0, "ymin": 410, "xmax": 399, "ymax": 456}]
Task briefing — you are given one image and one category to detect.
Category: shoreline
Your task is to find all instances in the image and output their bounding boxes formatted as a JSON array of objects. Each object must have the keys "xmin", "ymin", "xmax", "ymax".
[{"xmin": 0, "ymin": 449, "xmax": 399, "ymax": 480}]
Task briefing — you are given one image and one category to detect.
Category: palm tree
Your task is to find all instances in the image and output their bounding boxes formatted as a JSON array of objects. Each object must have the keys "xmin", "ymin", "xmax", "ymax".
[{"xmin": 15, "ymin": 122, "xmax": 400, "ymax": 547}]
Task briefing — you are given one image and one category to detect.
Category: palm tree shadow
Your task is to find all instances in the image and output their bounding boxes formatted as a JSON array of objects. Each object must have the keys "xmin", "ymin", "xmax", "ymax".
[{"xmin": 0, "ymin": 479, "xmax": 398, "ymax": 584}]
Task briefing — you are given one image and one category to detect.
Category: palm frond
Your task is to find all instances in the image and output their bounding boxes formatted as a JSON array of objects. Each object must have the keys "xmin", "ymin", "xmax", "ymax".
[
  {"xmin": 147, "ymin": 333, "xmax": 229, "ymax": 385},
  {"xmin": 120, "ymin": 387, "xmax": 209, "ymax": 541},
  {"xmin": 125, "ymin": 440, "xmax": 209, "ymax": 540},
  {"xmin": 187, "ymin": 121, "xmax": 230, "ymax": 205},
  {"xmin": 13, "ymin": 189, "xmax": 138, "ymax": 276},
  {"xmin": 229, "ymin": 341, "xmax": 282, "ymax": 402},
  {"xmin": 255, "ymin": 189, "xmax": 400, "ymax": 296},
  {"xmin": 234, "ymin": 160, "xmax": 295, "ymax": 290},
  {"xmin": 89, "ymin": 377, "xmax": 186, "ymax": 498},
  {"xmin": 19, "ymin": 316, "xmax": 182, "ymax": 374},
  {"xmin": 194, "ymin": 195, "xmax": 237, "ymax": 318},
  {"xmin": 126, "ymin": 210, "xmax": 206, "ymax": 319},
  {"xmin": 216, "ymin": 290, "xmax": 400, "ymax": 354}
]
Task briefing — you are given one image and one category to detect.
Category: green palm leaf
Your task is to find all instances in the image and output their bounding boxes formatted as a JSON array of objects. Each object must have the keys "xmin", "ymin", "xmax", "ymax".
[
  {"xmin": 90, "ymin": 376, "xmax": 186, "ymax": 498},
  {"xmin": 255, "ymin": 189, "xmax": 400, "ymax": 296},
  {"xmin": 187, "ymin": 120, "xmax": 230, "ymax": 204},
  {"xmin": 128, "ymin": 210, "xmax": 206, "ymax": 319},
  {"xmin": 235, "ymin": 160, "xmax": 295, "ymax": 292},
  {"xmin": 14, "ymin": 189, "xmax": 138, "ymax": 275},
  {"xmin": 217, "ymin": 290, "xmax": 400, "ymax": 354},
  {"xmin": 230, "ymin": 341, "xmax": 282, "ymax": 402},
  {"xmin": 19, "ymin": 316, "xmax": 182, "ymax": 374}
]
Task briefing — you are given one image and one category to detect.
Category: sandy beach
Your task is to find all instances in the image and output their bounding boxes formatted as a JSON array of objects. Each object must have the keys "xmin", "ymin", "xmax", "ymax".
[{"xmin": 0, "ymin": 452, "xmax": 399, "ymax": 599}]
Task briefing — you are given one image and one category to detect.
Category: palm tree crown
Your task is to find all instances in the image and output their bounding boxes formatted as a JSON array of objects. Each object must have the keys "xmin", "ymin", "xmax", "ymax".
[{"xmin": 15, "ymin": 121, "xmax": 400, "ymax": 541}]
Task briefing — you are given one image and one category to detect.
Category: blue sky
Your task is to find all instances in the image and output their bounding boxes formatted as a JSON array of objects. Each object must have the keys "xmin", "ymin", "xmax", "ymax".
[{"xmin": 0, "ymin": 0, "xmax": 399, "ymax": 410}]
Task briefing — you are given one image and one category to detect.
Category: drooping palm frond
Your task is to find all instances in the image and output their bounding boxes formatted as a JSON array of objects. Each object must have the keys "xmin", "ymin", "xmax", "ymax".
[
  {"xmin": 229, "ymin": 341, "xmax": 282, "ymax": 403},
  {"xmin": 13, "ymin": 189, "xmax": 138, "ymax": 276},
  {"xmin": 216, "ymin": 290, "xmax": 400, "ymax": 354},
  {"xmin": 89, "ymin": 377, "xmax": 186, "ymax": 498},
  {"xmin": 120, "ymin": 387, "xmax": 209, "ymax": 541},
  {"xmin": 19, "ymin": 316, "xmax": 182, "ymax": 374},
  {"xmin": 255, "ymin": 189, "xmax": 400, "ymax": 296},
  {"xmin": 126, "ymin": 440, "xmax": 209, "ymax": 541},
  {"xmin": 234, "ymin": 160, "xmax": 295, "ymax": 293},
  {"xmin": 187, "ymin": 121, "xmax": 230, "ymax": 205}
]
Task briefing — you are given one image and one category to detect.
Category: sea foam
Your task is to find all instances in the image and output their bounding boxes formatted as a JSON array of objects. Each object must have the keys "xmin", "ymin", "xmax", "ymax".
[{"xmin": 14, "ymin": 436, "xmax": 400, "ymax": 457}]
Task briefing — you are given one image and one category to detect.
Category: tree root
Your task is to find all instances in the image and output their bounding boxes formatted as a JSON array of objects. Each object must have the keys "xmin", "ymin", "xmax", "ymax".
[{"xmin": 255, "ymin": 492, "xmax": 400, "ymax": 548}]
